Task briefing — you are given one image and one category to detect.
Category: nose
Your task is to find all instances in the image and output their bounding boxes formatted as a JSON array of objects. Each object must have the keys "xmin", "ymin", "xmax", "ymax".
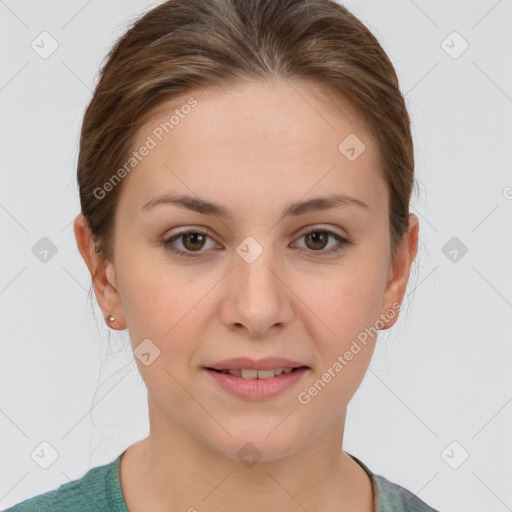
[{"xmin": 220, "ymin": 246, "xmax": 294, "ymax": 337}]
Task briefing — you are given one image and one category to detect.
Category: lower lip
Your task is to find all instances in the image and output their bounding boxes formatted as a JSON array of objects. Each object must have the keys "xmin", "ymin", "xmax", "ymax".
[{"xmin": 204, "ymin": 367, "xmax": 308, "ymax": 400}]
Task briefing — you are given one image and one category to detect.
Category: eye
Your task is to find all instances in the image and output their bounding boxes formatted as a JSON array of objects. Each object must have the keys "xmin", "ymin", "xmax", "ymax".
[
  {"xmin": 163, "ymin": 229, "xmax": 218, "ymax": 256},
  {"xmin": 293, "ymin": 228, "xmax": 352, "ymax": 255},
  {"xmin": 162, "ymin": 227, "xmax": 353, "ymax": 258}
]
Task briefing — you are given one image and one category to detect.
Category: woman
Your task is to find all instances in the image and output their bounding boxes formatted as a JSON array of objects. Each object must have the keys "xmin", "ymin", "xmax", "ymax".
[{"xmin": 6, "ymin": 0, "xmax": 442, "ymax": 510}]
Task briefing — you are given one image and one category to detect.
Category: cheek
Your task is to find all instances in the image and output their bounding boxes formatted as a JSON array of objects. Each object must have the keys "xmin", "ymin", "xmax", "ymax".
[
  {"xmin": 116, "ymin": 251, "xmax": 211, "ymax": 365},
  {"xmin": 114, "ymin": 247, "xmax": 177, "ymax": 341},
  {"xmin": 298, "ymin": 275, "xmax": 380, "ymax": 411},
  {"xmin": 300, "ymin": 251, "xmax": 388, "ymax": 387},
  {"xmin": 306, "ymin": 256, "xmax": 388, "ymax": 337}
]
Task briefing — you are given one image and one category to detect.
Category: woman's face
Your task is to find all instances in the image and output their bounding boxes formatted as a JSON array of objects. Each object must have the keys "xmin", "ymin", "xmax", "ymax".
[{"xmin": 78, "ymin": 78, "xmax": 418, "ymax": 461}]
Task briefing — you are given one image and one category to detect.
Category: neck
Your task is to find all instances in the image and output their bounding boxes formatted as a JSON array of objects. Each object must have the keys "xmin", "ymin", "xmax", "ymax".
[{"xmin": 119, "ymin": 396, "xmax": 374, "ymax": 512}]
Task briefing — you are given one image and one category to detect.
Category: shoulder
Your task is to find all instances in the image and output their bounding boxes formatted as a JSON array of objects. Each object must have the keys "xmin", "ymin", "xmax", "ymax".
[
  {"xmin": 371, "ymin": 473, "xmax": 441, "ymax": 511},
  {"xmin": 3, "ymin": 454, "xmax": 125, "ymax": 512},
  {"xmin": 348, "ymin": 453, "xmax": 442, "ymax": 512}
]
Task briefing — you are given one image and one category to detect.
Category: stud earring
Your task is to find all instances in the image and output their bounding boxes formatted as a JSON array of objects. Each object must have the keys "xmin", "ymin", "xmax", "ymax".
[{"xmin": 106, "ymin": 315, "xmax": 115, "ymax": 322}]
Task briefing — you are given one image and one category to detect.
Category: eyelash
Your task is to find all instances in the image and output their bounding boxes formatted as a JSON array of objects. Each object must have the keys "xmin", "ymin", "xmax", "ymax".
[{"xmin": 162, "ymin": 227, "xmax": 353, "ymax": 257}]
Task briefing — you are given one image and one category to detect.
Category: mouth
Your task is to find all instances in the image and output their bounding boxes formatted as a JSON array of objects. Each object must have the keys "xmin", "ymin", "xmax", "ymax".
[
  {"xmin": 205, "ymin": 366, "xmax": 309, "ymax": 379},
  {"xmin": 202, "ymin": 365, "xmax": 309, "ymax": 400}
]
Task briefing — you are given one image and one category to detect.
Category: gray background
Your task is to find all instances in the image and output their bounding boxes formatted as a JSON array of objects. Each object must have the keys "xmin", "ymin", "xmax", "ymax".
[{"xmin": 1, "ymin": 1, "xmax": 511, "ymax": 510}]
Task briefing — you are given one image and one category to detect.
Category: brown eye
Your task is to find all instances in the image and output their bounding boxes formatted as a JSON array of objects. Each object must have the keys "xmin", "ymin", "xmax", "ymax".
[
  {"xmin": 182, "ymin": 232, "xmax": 207, "ymax": 251},
  {"xmin": 163, "ymin": 229, "xmax": 217, "ymax": 256},
  {"xmin": 304, "ymin": 232, "xmax": 329, "ymax": 251},
  {"xmin": 294, "ymin": 229, "xmax": 352, "ymax": 255}
]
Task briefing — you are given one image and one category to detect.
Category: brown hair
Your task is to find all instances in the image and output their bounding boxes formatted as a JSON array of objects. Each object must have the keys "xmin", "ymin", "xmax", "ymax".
[{"xmin": 78, "ymin": 0, "xmax": 415, "ymax": 276}]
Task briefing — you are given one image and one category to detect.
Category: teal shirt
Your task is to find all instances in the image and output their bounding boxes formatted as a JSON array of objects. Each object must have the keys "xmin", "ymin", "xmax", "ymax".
[{"xmin": 4, "ymin": 452, "xmax": 441, "ymax": 511}]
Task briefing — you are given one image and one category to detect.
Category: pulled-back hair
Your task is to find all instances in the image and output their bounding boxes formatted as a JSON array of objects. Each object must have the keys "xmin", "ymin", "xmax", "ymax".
[{"xmin": 77, "ymin": 0, "xmax": 414, "ymax": 274}]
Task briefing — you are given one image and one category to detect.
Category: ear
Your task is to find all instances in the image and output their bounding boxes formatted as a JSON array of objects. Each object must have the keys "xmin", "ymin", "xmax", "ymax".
[
  {"xmin": 73, "ymin": 214, "xmax": 126, "ymax": 330},
  {"xmin": 378, "ymin": 213, "xmax": 419, "ymax": 330}
]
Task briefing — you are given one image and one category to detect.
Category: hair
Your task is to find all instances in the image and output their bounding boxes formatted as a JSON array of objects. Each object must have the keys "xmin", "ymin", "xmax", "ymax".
[{"xmin": 78, "ymin": 0, "xmax": 415, "ymax": 279}]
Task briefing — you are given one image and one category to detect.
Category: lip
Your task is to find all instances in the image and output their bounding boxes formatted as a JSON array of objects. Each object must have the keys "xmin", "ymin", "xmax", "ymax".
[
  {"xmin": 204, "ymin": 357, "xmax": 308, "ymax": 371},
  {"xmin": 204, "ymin": 366, "xmax": 309, "ymax": 400}
]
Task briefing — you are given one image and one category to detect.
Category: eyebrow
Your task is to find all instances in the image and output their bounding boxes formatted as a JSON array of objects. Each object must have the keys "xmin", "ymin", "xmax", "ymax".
[{"xmin": 142, "ymin": 192, "xmax": 369, "ymax": 218}]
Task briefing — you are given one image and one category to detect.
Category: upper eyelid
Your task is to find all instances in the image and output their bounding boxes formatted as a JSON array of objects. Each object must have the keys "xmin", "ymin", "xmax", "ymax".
[{"xmin": 165, "ymin": 225, "xmax": 346, "ymax": 240}]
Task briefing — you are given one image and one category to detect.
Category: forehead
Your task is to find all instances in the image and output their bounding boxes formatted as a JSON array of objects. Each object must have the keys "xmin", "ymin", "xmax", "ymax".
[
  {"xmin": 135, "ymin": 78, "xmax": 374, "ymax": 153},
  {"xmin": 120, "ymin": 78, "xmax": 385, "ymax": 215}
]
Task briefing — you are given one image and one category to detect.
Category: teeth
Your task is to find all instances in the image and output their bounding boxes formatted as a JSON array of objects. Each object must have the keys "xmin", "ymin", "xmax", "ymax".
[{"xmin": 218, "ymin": 367, "xmax": 296, "ymax": 379}]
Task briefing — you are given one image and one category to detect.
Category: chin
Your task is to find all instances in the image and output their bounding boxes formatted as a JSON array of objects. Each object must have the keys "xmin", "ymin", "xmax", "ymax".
[{"xmin": 201, "ymin": 426, "xmax": 306, "ymax": 464}]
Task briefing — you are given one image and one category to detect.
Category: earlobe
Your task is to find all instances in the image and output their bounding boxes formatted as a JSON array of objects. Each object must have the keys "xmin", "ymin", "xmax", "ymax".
[{"xmin": 100, "ymin": 262, "xmax": 125, "ymax": 330}]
